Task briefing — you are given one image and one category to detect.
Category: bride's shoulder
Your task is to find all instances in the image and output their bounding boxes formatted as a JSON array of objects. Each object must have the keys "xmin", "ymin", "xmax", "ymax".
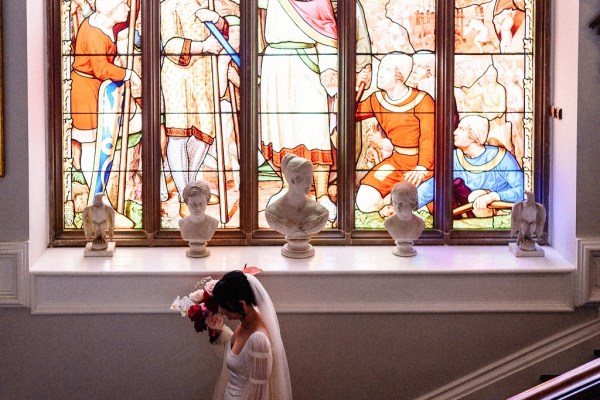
[{"xmin": 247, "ymin": 330, "xmax": 272, "ymax": 352}]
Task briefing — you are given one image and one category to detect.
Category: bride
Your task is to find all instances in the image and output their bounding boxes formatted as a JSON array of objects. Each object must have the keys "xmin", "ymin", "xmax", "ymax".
[{"xmin": 211, "ymin": 271, "xmax": 293, "ymax": 400}]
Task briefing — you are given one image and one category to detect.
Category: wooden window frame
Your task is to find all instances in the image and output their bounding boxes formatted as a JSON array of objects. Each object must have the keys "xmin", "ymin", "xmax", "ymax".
[{"xmin": 47, "ymin": 0, "xmax": 551, "ymax": 247}]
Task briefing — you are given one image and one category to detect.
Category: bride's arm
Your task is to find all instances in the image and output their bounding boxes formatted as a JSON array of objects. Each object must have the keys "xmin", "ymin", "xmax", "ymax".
[
  {"xmin": 242, "ymin": 332, "xmax": 273, "ymax": 400},
  {"xmin": 213, "ymin": 324, "xmax": 233, "ymax": 346}
]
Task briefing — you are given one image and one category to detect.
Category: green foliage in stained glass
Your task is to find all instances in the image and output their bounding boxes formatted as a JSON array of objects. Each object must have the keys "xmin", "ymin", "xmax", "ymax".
[
  {"xmin": 355, "ymin": 209, "xmax": 385, "ymax": 230},
  {"xmin": 124, "ymin": 200, "xmax": 143, "ymax": 229},
  {"xmin": 74, "ymin": 212, "xmax": 84, "ymax": 229},
  {"xmin": 355, "ymin": 208, "xmax": 433, "ymax": 230},
  {"xmin": 453, "ymin": 213, "xmax": 512, "ymax": 230},
  {"xmin": 415, "ymin": 209, "xmax": 433, "ymax": 229},
  {"xmin": 71, "ymin": 169, "xmax": 87, "ymax": 185},
  {"xmin": 115, "ymin": 132, "xmax": 142, "ymax": 151},
  {"xmin": 258, "ymin": 161, "xmax": 279, "ymax": 182}
]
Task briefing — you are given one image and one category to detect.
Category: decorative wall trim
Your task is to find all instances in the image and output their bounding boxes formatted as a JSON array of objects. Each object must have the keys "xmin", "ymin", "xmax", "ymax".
[
  {"xmin": 415, "ymin": 315, "xmax": 600, "ymax": 400},
  {"xmin": 30, "ymin": 246, "xmax": 576, "ymax": 315},
  {"xmin": 0, "ymin": 241, "xmax": 28, "ymax": 307},
  {"xmin": 576, "ymin": 238, "xmax": 600, "ymax": 306}
]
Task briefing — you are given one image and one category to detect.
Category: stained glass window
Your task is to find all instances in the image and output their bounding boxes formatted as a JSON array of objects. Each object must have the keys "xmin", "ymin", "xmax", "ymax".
[
  {"xmin": 160, "ymin": 0, "xmax": 241, "ymax": 230},
  {"xmin": 355, "ymin": 0, "xmax": 436, "ymax": 230},
  {"xmin": 51, "ymin": 0, "xmax": 548, "ymax": 245},
  {"xmin": 61, "ymin": 0, "xmax": 143, "ymax": 230},
  {"xmin": 257, "ymin": 0, "xmax": 339, "ymax": 229},
  {"xmin": 450, "ymin": 0, "xmax": 532, "ymax": 229}
]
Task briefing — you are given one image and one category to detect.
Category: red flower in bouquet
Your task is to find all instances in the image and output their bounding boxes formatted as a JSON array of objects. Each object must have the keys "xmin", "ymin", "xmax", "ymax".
[
  {"xmin": 188, "ymin": 304, "xmax": 208, "ymax": 333},
  {"xmin": 171, "ymin": 276, "xmax": 225, "ymax": 344}
]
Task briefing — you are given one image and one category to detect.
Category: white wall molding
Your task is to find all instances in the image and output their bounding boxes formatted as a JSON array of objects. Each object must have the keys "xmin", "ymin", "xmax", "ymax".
[
  {"xmin": 576, "ymin": 238, "xmax": 600, "ymax": 306},
  {"xmin": 0, "ymin": 242, "xmax": 29, "ymax": 307},
  {"xmin": 415, "ymin": 314, "xmax": 600, "ymax": 400},
  {"xmin": 30, "ymin": 245, "xmax": 575, "ymax": 315}
]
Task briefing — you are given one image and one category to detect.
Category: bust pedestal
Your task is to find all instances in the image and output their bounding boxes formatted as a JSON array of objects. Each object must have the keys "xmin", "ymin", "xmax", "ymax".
[
  {"xmin": 178, "ymin": 211, "xmax": 218, "ymax": 259},
  {"xmin": 393, "ymin": 240, "xmax": 417, "ymax": 257},
  {"xmin": 281, "ymin": 235, "xmax": 315, "ymax": 259},
  {"xmin": 508, "ymin": 242, "xmax": 544, "ymax": 257},
  {"xmin": 84, "ymin": 241, "xmax": 116, "ymax": 257},
  {"xmin": 186, "ymin": 240, "xmax": 210, "ymax": 258}
]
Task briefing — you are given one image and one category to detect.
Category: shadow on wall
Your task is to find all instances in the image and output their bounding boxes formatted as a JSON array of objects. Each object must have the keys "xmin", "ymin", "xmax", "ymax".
[{"xmin": 590, "ymin": 14, "xmax": 600, "ymax": 35}]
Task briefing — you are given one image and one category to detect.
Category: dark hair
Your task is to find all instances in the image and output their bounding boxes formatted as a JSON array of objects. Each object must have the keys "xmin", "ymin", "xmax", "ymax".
[{"xmin": 213, "ymin": 270, "xmax": 257, "ymax": 318}]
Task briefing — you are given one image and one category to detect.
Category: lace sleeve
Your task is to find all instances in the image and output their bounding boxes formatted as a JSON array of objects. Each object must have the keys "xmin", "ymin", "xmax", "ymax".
[{"xmin": 242, "ymin": 331, "xmax": 273, "ymax": 400}]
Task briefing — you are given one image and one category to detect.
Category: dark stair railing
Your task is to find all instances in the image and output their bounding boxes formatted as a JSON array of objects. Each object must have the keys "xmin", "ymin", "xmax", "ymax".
[{"xmin": 508, "ymin": 357, "xmax": 600, "ymax": 400}]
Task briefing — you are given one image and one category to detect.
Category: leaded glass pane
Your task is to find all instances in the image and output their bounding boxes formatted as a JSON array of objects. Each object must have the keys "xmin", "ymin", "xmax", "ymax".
[
  {"xmin": 160, "ymin": 0, "xmax": 241, "ymax": 229},
  {"xmin": 257, "ymin": 0, "xmax": 339, "ymax": 229},
  {"xmin": 355, "ymin": 0, "xmax": 436, "ymax": 230},
  {"xmin": 450, "ymin": 0, "xmax": 533, "ymax": 230},
  {"xmin": 62, "ymin": 0, "xmax": 143, "ymax": 230}
]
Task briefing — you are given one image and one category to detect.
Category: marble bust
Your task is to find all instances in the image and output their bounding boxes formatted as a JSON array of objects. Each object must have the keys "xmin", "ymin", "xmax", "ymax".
[
  {"xmin": 83, "ymin": 193, "xmax": 116, "ymax": 256},
  {"xmin": 384, "ymin": 182, "xmax": 425, "ymax": 257},
  {"xmin": 265, "ymin": 154, "xmax": 329, "ymax": 258},
  {"xmin": 510, "ymin": 191, "xmax": 546, "ymax": 256},
  {"xmin": 179, "ymin": 180, "xmax": 219, "ymax": 258}
]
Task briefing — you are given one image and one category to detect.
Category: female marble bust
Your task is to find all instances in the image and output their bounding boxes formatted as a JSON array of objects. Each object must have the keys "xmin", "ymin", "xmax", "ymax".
[
  {"xmin": 265, "ymin": 154, "xmax": 328, "ymax": 258},
  {"xmin": 384, "ymin": 181, "xmax": 425, "ymax": 257},
  {"xmin": 179, "ymin": 180, "xmax": 219, "ymax": 257}
]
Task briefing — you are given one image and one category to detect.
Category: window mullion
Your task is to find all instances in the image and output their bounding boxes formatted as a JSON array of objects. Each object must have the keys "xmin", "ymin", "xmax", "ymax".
[
  {"xmin": 434, "ymin": 0, "xmax": 456, "ymax": 241},
  {"xmin": 337, "ymin": 0, "xmax": 356, "ymax": 242},
  {"xmin": 141, "ymin": 0, "xmax": 162, "ymax": 243},
  {"xmin": 243, "ymin": 0, "xmax": 260, "ymax": 240}
]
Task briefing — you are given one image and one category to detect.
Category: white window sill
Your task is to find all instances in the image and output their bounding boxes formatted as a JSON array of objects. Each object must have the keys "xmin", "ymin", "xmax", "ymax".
[{"xmin": 28, "ymin": 245, "xmax": 576, "ymax": 314}]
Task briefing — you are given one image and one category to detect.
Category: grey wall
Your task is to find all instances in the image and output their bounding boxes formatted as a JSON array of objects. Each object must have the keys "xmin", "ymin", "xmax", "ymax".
[
  {"xmin": 0, "ymin": 0, "xmax": 28, "ymax": 241},
  {"xmin": 577, "ymin": 0, "xmax": 600, "ymax": 236},
  {"xmin": 1, "ymin": 308, "xmax": 599, "ymax": 400}
]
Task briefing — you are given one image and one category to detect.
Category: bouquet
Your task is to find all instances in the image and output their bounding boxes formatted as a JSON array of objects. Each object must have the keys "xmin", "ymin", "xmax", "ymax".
[
  {"xmin": 170, "ymin": 267, "xmax": 262, "ymax": 344},
  {"xmin": 170, "ymin": 276, "xmax": 225, "ymax": 344}
]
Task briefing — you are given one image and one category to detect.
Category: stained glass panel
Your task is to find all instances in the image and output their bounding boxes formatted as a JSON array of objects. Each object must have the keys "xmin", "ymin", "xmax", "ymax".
[
  {"xmin": 159, "ymin": 0, "xmax": 241, "ymax": 229},
  {"xmin": 62, "ymin": 0, "xmax": 143, "ymax": 230},
  {"xmin": 257, "ymin": 0, "xmax": 339, "ymax": 229},
  {"xmin": 52, "ymin": 0, "xmax": 546, "ymax": 244},
  {"xmin": 355, "ymin": 0, "xmax": 436, "ymax": 230},
  {"xmin": 449, "ymin": 0, "xmax": 533, "ymax": 229}
]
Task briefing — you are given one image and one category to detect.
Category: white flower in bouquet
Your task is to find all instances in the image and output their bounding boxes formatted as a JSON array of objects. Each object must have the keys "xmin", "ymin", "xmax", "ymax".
[
  {"xmin": 170, "ymin": 295, "xmax": 195, "ymax": 317},
  {"xmin": 189, "ymin": 289, "xmax": 205, "ymax": 303}
]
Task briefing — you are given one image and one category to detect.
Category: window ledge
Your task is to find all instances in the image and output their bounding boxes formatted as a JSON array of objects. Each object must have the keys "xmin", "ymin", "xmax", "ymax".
[{"xmin": 28, "ymin": 245, "xmax": 576, "ymax": 314}]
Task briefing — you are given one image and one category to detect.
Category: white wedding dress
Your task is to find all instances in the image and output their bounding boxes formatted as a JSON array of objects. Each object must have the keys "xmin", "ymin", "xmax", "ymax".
[{"xmin": 224, "ymin": 331, "xmax": 272, "ymax": 400}]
